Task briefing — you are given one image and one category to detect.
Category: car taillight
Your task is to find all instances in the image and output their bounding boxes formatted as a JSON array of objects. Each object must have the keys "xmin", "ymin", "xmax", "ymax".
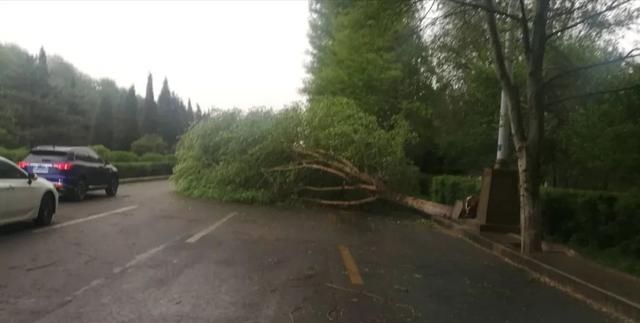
[
  {"xmin": 18, "ymin": 161, "xmax": 29, "ymax": 168},
  {"xmin": 53, "ymin": 162, "xmax": 73, "ymax": 171}
]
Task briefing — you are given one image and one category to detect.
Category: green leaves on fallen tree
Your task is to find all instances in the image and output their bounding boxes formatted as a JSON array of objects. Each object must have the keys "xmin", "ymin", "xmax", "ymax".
[
  {"xmin": 302, "ymin": 97, "xmax": 419, "ymax": 194},
  {"xmin": 173, "ymin": 108, "xmax": 294, "ymax": 203},
  {"xmin": 172, "ymin": 97, "xmax": 421, "ymax": 204}
]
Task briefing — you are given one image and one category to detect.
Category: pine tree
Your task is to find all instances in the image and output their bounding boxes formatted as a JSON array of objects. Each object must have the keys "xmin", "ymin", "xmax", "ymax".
[
  {"xmin": 91, "ymin": 94, "xmax": 114, "ymax": 147},
  {"xmin": 174, "ymin": 95, "xmax": 188, "ymax": 134},
  {"xmin": 187, "ymin": 99, "xmax": 194, "ymax": 124},
  {"xmin": 195, "ymin": 104, "xmax": 203, "ymax": 121},
  {"xmin": 29, "ymin": 46, "xmax": 55, "ymax": 146},
  {"xmin": 36, "ymin": 47, "xmax": 49, "ymax": 90},
  {"xmin": 116, "ymin": 86, "xmax": 139, "ymax": 149},
  {"xmin": 156, "ymin": 78, "xmax": 174, "ymax": 144},
  {"xmin": 141, "ymin": 73, "xmax": 158, "ymax": 134}
]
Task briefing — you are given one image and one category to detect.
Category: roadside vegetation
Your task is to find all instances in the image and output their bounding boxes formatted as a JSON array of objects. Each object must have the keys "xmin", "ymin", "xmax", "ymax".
[
  {"xmin": 0, "ymin": 44, "xmax": 200, "ymax": 178},
  {"xmin": 172, "ymin": 0, "xmax": 640, "ymax": 274},
  {"xmin": 0, "ymin": 43, "xmax": 205, "ymax": 157},
  {"xmin": 0, "ymin": 0, "xmax": 638, "ymax": 275},
  {"xmin": 0, "ymin": 144, "xmax": 174, "ymax": 179}
]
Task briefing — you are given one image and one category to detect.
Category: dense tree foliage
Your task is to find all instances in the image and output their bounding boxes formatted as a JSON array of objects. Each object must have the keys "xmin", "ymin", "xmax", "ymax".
[
  {"xmin": 174, "ymin": 97, "xmax": 421, "ymax": 204},
  {"xmin": 115, "ymin": 86, "xmax": 140, "ymax": 150},
  {"xmin": 173, "ymin": 0, "xmax": 639, "ymax": 208},
  {"xmin": 130, "ymin": 134, "xmax": 169, "ymax": 155},
  {"xmin": 141, "ymin": 74, "xmax": 158, "ymax": 136},
  {"xmin": 305, "ymin": 0, "xmax": 438, "ymax": 170},
  {"xmin": 0, "ymin": 44, "xmax": 196, "ymax": 150},
  {"xmin": 427, "ymin": 0, "xmax": 640, "ymax": 191}
]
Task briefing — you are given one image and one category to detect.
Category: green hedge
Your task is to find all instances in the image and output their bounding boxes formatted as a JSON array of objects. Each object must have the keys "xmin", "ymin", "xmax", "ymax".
[
  {"xmin": 108, "ymin": 151, "xmax": 139, "ymax": 162},
  {"xmin": 543, "ymin": 188, "xmax": 640, "ymax": 275},
  {"xmin": 429, "ymin": 174, "xmax": 640, "ymax": 275},
  {"xmin": 90, "ymin": 145, "xmax": 174, "ymax": 163},
  {"xmin": 430, "ymin": 175, "xmax": 481, "ymax": 204},
  {"xmin": 113, "ymin": 162, "xmax": 174, "ymax": 178},
  {"xmin": 0, "ymin": 146, "xmax": 28, "ymax": 162}
]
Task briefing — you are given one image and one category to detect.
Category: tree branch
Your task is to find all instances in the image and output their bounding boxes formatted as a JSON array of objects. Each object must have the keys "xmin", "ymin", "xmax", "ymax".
[
  {"xmin": 301, "ymin": 184, "xmax": 378, "ymax": 192},
  {"xmin": 302, "ymin": 196, "xmax": 378, "ymax": 206},
  {"xmin": 425, "ymin": 6, "xmax": 475, "ymax": 28},
  {"xmin": 483, "ymin": 0, "xmax": 526, "ymax": 145},
  {"xmin": 547, "ymin": 84, "xmax": 640, "ymax": 106},
  {"xmin": 313, "ymin": 149, "xmax": 362, "ymax": 174},
  {"xmin": 518, "ymin": 0, "xmax": 531, "ymax": 58},
  {"xmin": 544, "ymin": 48, "xmax": 640, "ymax": 86},
  {"xmin": 443, "ymin": 0, "xmax": 524, "ymax": 21},
  {"xmin": 293, "ymin": 148, "xmax": 355, "ymax": 173},
  {"xmin": 548, "ymin": 1, "xmax": 590, "ymax": 21},
  {"xmin": 292, "ymin": 147, "xmax": 378, "ymax": 186},
  {"xmin": 546, "ymin": 0, "xmax": 634, "ymax": 39},
  {"xmin": 270, "ymin": 163, "xmax": 350, "ymax": 180}
]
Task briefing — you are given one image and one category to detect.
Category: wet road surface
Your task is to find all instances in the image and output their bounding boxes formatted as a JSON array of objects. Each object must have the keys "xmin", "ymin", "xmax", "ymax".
[{"xmin": 0, "ymin": 181, "xmax": 614, "ymax": 322}]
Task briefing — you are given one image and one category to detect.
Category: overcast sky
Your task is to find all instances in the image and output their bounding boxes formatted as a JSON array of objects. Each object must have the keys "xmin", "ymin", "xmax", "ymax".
[
  {"xmin": 0, "ymin": 0, "xmax": 310, "ymax": 110},
  {"xmin": 1, "ymin": 1, "xmax": 638, "ymax": 111}
]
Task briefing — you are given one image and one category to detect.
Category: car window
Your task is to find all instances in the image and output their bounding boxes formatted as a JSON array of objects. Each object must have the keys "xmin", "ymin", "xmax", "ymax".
[
  {"xmin": 76, "ymin": 153, "xmax": 91, "ymax": 162},
  {"xmin": 26, "ymin": 151, "xmax": 69, "ymax": 162},
  {"xmin": 0, "ymin": 160, "xmax": 27, "ymax": 179},
  {"xmin": 87, "ymin": 149, "xmax": 103, "ymax": 163}
]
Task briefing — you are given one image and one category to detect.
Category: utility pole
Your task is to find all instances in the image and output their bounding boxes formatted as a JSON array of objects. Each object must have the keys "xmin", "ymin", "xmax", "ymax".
[
  {"xmin": 494, "ymin": 0, "xmax": 519, "ymax": 169},
  {"xmin": 475, "ymin": 0, "xmax": 521, "ymax": 236},
  {"xmin": 495, "ymin": 90, "xmax": 511, "ymax": 168}
]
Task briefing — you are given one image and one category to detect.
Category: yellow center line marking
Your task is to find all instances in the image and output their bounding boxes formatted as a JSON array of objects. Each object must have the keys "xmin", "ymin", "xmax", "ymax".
[{"xmin": 338, "ymin": 245, "xmax": 364, "ymax": 285}]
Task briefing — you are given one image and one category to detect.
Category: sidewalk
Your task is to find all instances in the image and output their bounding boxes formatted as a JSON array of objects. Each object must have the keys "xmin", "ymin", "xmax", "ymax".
[{"xmin": 432, "ymin": 217, "xmax": 640, "ymax": 322}]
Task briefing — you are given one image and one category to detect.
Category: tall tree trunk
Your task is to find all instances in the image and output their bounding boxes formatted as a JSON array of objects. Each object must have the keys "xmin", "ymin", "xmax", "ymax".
[
  {"xmin": 519, "ymin": 0, "xmax": 549, "ymax": 253},
  {"xmin": 384, "ymin": 192, "xmax": 451, "ymax": 217},
  {"xmin": 517, "ymin": 145, "xmax": 542, "ymax": 253}
]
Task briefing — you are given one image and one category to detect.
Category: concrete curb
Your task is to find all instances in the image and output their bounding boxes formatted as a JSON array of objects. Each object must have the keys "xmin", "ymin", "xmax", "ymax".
[
  {"xmin": 431, "ymin": 216, "xmax": 640, "ymax": 322},
  {"xmin": 119, "ymin": 175, "xmax": 170, "ymax": 184}
]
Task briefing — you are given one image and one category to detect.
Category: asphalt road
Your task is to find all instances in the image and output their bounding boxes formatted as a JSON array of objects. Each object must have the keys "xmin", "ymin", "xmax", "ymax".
[{"xmin": 0, "ymin": 181, "xmax": 613, "ymax": 322}]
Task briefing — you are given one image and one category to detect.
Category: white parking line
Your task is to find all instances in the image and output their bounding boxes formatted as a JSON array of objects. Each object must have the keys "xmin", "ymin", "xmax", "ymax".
[
  {"xmin": 72, "ymin": 278, "xmax": 105, "ymax": 297},
  {"xmin": 186, "ymin": 212, "xmax": 238, "ymax": 243},
  {"xmin": 34, "ymin": 205, "xmax": 139, "ymax": 232},
  {"xmin": 68, "ymin": 237, "xmax": 174, "ymax": 301}
]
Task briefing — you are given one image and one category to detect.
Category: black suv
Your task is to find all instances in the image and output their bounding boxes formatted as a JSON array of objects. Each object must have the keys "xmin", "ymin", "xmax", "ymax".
[{"xmin": 19, "ymin": 146, "xmax": 119, "ymax": 201}]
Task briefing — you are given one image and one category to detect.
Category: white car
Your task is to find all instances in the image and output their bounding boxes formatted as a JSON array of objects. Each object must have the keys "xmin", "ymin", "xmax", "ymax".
[{"xmin": 0, "ymin": 156, "xmax": 58, "ymax": 226}]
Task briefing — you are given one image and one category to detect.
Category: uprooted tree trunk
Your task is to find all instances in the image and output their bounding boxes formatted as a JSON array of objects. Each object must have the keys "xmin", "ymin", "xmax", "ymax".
[{"xmin": 272, "ymin": 147, "xmax": 451, "ymax": 217}]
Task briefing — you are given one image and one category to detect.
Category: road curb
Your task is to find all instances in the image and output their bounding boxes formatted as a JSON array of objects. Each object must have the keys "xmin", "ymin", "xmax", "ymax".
[
  {"xmin": 119, "ymin": 175, "xmax": 170, "ymax": 184},
  {"xmin": 431, "ymin": 216, "xmax": 640, "ymax": 322}
]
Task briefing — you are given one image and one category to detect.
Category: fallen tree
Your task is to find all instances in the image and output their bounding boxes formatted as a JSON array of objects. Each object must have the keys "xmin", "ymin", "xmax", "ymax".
[
  {"xmin": 173, "ymin": 97, "xmax": 450, "ymax": 217},
  {"xmin": 272, "ymin": 147, "xmax": 450, "ymax": 216}
]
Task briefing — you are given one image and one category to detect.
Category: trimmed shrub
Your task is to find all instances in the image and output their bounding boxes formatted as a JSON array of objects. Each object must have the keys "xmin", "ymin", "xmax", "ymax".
[
  {"xmin": 0, "ymin": 146, "xmax": 29, "ymax": 162},
  {"xmin": 90, "ymin": 145, "xmax": 111, "ymax": 161},
  {"xmin": 89, "ymin": 145, "xmax": 173, "ymax": 164},
  {"xmin": 418, "ymin": 173, "xmax": 433, "ymax": 197},
  {"xmin": 108, "ymin": 151, "xmax": 139, "ymax": 163},
  {"xmin": 543, "ymin": 188, "xmax": 640, "ymax": 275},
  {"xmin": 114, "ymin": 162, "xmax": 174, "ymax": 178},
  {"xmin": 140, "ymin": 153, "xmax": 166, "ymax": 162},
  {"xmin": 131, "ymin": 134, "xmax": 168, "ymax": 155},
  {"xmin": 430, "ymin": 175, "xmax": 481, "ymax": 204},
  {"xmin": 429, "ymin": 174, "xmax": 640, "ymax": 275},
  {"xmin": 543, "ymin": 189, "xmax": 639, "ymax": 249}
]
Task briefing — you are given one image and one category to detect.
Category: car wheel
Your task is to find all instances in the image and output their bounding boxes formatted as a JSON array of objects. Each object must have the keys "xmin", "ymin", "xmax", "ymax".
[
  {"xmin": 74, "ymin": 179, "xmax": 87, "ymax": 201},
  {"xmin": 35, "ymin": 193, "xmax": 55, "ymax": 226},
  {"xmin": 106, "ymin": 176, "xmax": 119, "ymax": 197}
]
